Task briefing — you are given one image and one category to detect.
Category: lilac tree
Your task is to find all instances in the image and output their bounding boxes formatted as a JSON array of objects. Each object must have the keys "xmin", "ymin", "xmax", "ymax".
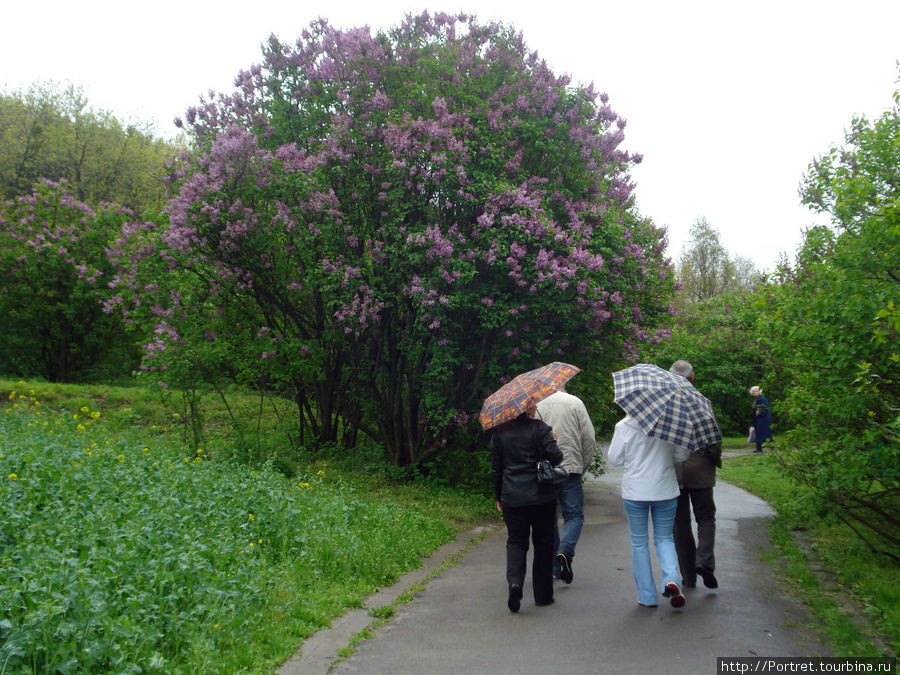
[
  {"xmin": 111, "ymin": 13, "xmax": 674, "ymax": 465},
  {"xmin": 0, "ymin": 180, "xmax": 139, "ymax": 381}
]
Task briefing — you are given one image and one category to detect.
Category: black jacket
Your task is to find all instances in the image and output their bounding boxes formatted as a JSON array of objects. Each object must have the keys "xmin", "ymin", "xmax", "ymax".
[{"xmin": 491, "ymin": 414, "xmax": 563, "ymax": 508}]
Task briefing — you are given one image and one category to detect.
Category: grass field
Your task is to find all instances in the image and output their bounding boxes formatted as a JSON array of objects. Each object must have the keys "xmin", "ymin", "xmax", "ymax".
[{"xmin": 0, "ymin": 380, "xmax": 493, "ymax": 673}]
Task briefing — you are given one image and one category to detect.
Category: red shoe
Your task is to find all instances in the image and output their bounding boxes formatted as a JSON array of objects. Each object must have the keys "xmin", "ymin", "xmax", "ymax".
[{"xmin": 663, "ymin": 582, "xmax": 686, "ymax": 608}]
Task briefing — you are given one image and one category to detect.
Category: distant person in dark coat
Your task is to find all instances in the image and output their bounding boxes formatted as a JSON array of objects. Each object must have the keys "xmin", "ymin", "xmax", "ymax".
[
  {"xmin": 491, "ymin": 402, "xmax": 564, "ymax": 613},
  {"xmin": 671, "ymin": 360, "xmax": 722, "ymax": 591},
  {"xmin": 750, "ymin": 386, "xmax": 773, "ymax": 452}
]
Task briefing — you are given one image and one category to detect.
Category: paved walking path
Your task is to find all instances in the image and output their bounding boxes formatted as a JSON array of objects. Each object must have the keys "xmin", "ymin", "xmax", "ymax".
[{"xmin": 280, "ymin": 449, "xmax": 830, "ymax": 674}]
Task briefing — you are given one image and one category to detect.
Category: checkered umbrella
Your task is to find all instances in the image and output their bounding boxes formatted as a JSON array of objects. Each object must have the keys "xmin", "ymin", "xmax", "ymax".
[
  {"xmin": 480, "ymin": 362, "xmax": 581, "ymax": 431},
  {"xmin": 612, "ymin": 363, "xmax": 721, "ymax": 452}
]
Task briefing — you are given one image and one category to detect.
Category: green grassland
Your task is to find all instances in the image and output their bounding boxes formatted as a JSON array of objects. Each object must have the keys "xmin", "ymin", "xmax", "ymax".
[{"xmin": 0, "ymin": 379, "xmax": 493, "ymax": 673}]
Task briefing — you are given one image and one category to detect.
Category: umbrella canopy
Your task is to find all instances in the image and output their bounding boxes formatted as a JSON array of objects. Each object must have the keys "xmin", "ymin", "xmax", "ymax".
[
  {"xmin": 480, "ymin": 362, "xmax": 581, "ymax": 431},
  {"xmin": 612, "ymin": 363, "xmax": 722, "ymax": 452}
]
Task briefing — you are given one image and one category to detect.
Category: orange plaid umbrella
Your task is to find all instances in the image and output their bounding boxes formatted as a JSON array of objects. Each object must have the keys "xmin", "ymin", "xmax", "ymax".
[{"xmin": 479, "ymin": 362, "xmax": 581, "ymax": 431}]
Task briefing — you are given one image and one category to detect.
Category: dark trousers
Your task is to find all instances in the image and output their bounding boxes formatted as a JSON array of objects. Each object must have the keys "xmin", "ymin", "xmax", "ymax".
[
  {"xmin": 503, "ymin": 500, "xmax": 556, "ymax": 604},
  {"xmin": 673, "ymin": 487, "xmax": 716, "ymax": 584}
]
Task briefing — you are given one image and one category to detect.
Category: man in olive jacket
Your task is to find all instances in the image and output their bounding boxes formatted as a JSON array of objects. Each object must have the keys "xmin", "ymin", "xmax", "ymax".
[{"xmin": 670, "ymin": 360, "xmax": 722, "ymax": 589}]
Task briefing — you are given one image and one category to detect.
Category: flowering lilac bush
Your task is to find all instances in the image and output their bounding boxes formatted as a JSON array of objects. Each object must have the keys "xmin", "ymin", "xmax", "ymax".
[
  {"xmin": 111, "ymin": 13, "xmax": 673, "ymax": 465},
  {"xmin": 0, "ymin": 180, "xmax": 140, "ymax": 381}
]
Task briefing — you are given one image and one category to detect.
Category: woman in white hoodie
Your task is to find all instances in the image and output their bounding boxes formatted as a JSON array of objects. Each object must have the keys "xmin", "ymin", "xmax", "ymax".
[{"xmin": 607, "ymin": 415, "xmax": 691, "ymax": 608}]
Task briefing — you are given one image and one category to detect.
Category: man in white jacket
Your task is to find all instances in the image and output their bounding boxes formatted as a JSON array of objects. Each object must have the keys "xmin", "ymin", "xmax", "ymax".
[{"xmin": 537, "ymin": 387, "xmax": 596, "ymax": 584}]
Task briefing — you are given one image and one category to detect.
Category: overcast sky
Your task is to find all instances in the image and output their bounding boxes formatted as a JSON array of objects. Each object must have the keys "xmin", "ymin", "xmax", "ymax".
[{"xmin": 3, "ymin": 0, "xmax": 898, "ymax": 271}]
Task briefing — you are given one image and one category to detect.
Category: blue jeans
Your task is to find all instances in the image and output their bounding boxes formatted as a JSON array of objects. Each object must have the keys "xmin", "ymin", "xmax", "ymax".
[
  {"xmin": 622, "ymin": 498, "xmax": 680, "ymax": 606},
  {"xmin": 551, "ymin": 474, "xmax": 584, "ymax": 574}
]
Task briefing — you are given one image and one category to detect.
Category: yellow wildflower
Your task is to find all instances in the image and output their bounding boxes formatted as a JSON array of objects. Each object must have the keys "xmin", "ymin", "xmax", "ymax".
[
  {"xmin": 317, "ymin": 470, "xmax": 325, "ymax": 477},
  {"xmin": 80, "ymin": 406, "xmax": 90, "ymax": 414},
  {"xmin": 76, "ymin": 424, "xmax": 85, "ymax": 431},
  {"xmin": 299, "ymin": 482, "xmax": 311, "ymax": 489},
  {"xmin": 248, "ymin": 513, "xmax": 255, "ymax": 521},
  {"xmin": 90, "ymin": 411, "xmax": 100, "ymax": 420},
  {"xmin": 8, "ymin": 473, "xmax": 17, "ymax": 480}
]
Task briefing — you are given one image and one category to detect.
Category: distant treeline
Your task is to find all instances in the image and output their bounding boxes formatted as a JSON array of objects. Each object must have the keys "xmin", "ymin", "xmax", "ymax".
[{"xmin": 0, "ymin": 82, "xmax": 179, "ymax": 213}]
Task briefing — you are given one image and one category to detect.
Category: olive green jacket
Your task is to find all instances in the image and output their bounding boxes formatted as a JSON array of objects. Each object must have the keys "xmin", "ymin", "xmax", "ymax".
[{"xmin": 674, "ymin": 442, "xmax": 722, "ymax": 489}]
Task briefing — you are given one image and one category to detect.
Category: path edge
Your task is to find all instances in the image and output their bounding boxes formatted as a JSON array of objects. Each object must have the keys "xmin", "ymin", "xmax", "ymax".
[{"xmin": 277, "ymin": 523, "xmax": 499, "ymax": 675}]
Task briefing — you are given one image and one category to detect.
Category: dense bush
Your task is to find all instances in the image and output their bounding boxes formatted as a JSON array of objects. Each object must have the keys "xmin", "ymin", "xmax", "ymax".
[
  {"xmin": 107, "ymin": 12, "xmax": 674, "ymax": 466},
  {"xmin": 0, "ymin": 180, "xmax": 143, "ymax": 382},
  {"xmin": 760, "ymin": 86, "xmax": 900, "ymax": 559}
]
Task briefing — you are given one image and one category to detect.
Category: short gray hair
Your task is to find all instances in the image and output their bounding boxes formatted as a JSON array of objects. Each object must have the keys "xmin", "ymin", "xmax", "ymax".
[{"xmin": 670, "ymin": 359, "xmax": 693, "ymax": 379}]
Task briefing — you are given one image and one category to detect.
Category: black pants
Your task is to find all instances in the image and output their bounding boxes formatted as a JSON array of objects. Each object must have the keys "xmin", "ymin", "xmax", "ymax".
[
  {"xmin": 503, "ymin": 500, "xmax": 556, "ymax": 604},
  {"xmin": 673, "ymin": 487, "xmax": 716, "ymax": 584}
]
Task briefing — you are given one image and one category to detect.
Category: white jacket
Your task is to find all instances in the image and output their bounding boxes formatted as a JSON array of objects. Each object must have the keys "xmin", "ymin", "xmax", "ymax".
[
  {"xmin": 607, "ymin": 416, "xmax": 690, "ymax": 501},
  {"xmin": 536, "ymin": 390, "xmax": 596, "ymax": 474}
]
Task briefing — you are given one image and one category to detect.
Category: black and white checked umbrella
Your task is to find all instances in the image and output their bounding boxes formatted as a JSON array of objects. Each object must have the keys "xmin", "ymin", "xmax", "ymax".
[{"xmin": 612, "ymin": 363, "xmax": 722, "ymax": 452}]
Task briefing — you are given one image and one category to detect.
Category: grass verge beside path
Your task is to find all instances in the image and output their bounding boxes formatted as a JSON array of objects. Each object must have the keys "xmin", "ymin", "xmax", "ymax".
[
  {"xmin": 0, "ymin": 381, "xmax": 494, "ymax": 673},
  {"xmin": 720, "ymin": 452, "xmax": 899, "ymax": 657}
]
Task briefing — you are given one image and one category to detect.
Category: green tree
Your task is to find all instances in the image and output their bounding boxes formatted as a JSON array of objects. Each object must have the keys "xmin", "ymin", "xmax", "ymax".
[
  {"xmin": 762, "ymin": 84, "xmax": 900, "ymax": 558},
  {"xmin": 676, "ymin": 218, "xmax": 761, "ymax": 306},
  {"xmin": 0, "ymin": 82, "xmax": 176, "ymax": 212}
]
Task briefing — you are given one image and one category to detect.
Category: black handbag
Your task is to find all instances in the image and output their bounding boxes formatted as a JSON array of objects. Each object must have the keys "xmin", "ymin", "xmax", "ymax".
[
  {"xmin": 535, "ymin": 426, "xmax": 568, "ymax": 484},
  {"xmin": 537, "ymin": 457, "xmax": 568, "ymax": 484}
]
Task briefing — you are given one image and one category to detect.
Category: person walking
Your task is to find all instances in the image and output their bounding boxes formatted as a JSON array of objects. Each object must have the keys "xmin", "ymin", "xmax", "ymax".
[
  {"xmin": 670, "ymin": 360, "xmax": 722, "ymax": 590},
  {"xmin": 607, "ymin": 414, "xmax": 691, "ymax": 608},
  {"xmin": 536, "ymin": 387, "xmax": 596, "ymax": 584},
  {"xmin": 750, "ymin": 386, "xmax": 773, "ymax": 452},
  {"xmin": 491, "ymin": 402, "xmax": 564, "ymax": 613}
]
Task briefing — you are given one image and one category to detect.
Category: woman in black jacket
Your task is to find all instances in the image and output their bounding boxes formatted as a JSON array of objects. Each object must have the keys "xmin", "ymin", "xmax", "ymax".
[{"xmin": 491, "ymin": 403, "xmax": 563, "ymax": 613}]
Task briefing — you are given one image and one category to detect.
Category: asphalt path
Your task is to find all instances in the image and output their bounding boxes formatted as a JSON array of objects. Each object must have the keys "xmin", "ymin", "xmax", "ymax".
[{"xmin": 280, "ymin": 450, "xmax": 831, "ymax": 674}]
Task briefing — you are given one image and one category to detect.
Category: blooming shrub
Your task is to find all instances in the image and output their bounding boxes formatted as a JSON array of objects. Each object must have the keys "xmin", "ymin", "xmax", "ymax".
[
  {"xmin": 109, "ymin": 12, "xmax": 674, "ymax": 465},
  {"xmin": 0, "ymin": 180, "xmax": 140, "ymax": 381}
]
